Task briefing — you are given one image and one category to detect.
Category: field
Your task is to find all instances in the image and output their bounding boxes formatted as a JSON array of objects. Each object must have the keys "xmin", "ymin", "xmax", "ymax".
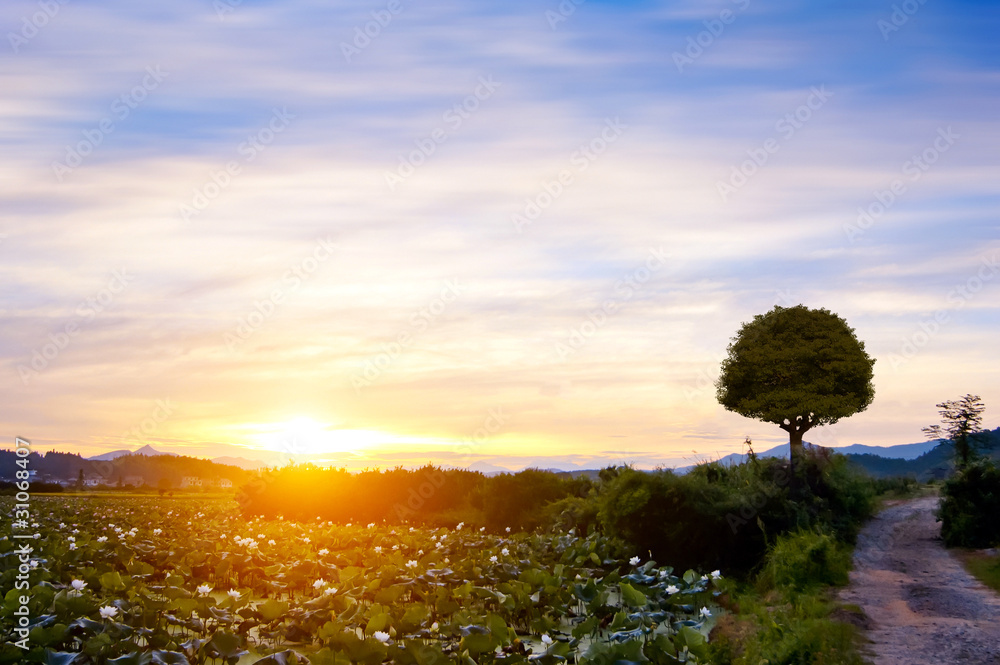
[{"xmin": 1, "ymin": 495, "xmax": 721, "ymax": 664}]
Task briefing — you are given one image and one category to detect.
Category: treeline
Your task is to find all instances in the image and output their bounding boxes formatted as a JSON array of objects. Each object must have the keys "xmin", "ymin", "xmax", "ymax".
[
  {"xmin": 237, "ymin": 449, "xmax": 877, "ymax": 577},
  {"xmin": 236, "ymin": 465, "xmax": 591, "ymax": 531},
  {"xmin": 0, "ymin": 449, "xmax": 249, "ymax": 487}
]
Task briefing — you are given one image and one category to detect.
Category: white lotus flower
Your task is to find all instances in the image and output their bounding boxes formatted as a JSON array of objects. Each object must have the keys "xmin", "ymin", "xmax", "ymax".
[
  {"xmin": 318, "ymin": 548, "xmax": 329, "ymax": 556},
  {"xmin": 405, "ymin": 560, "xmax": 418, "ymax": 568},
  {"xmin": 227, "ymin": 589, "xmax": 241, "ymax": 600},
  {"xmin": 373, "ymin": 631, "xmax": 390, "ymax": 643},
  {"xmin": 71, "ymin": 579, "xmax": 87, "ymax": 591},
  {"xmin": 665, "ymin": 585, "xmax": 679, "ymax": 595},
  {"xmin": 153, "ymin": 528, "xmax": 162, "ymax": 535},
  {"xmin": 505, "ymin": 527, "xmax": 511, "ymax": 533},
  {"xmin": 68, "ymin": 542, "xmax": 77, "ymax": 550},
  {"xmin": 541, "ymin": 634, "xmax": 553, "ymax": 645},
  {"xmin": 268, "ymin": 539, "xmax": 276, "ymax": 546},
  {"xmin": 99, "ymin": 606, "xmax": 118, "ymax": 620},
  {"xmin": 629, "ymin": 556, "xmax": 641, "ymax": 565},
  {"xmin": 430, "ymin": 621, "xmax": 440, "ymax": 633},
  {"xmin": 711, "ymin": 570, "xmax": 722, "ymax": 579},
  {"xmin": 501, "ymin": 547, "xmax": 509, "ymax": 556},
  {"xmin": 374, "ymin": 546, "xmax": 382, "ymax": 554},
  {"xmin": 97, "ymin": 536, "xmax": 108, "ymax": 543},
  {"xmin": 196, "ymin": 584, "xmax": 212, "ymax": 596},
  {"xmin": 490, "ymin": 555, "xmax": 498, "ymax": 563},
  {"xmin": 313, "ymin": 579, "xmax": 327, "ymax": 589},
  {"xmin": 700, "ymin": 607, "xmax": 712, "ymax": 618},
  {"xmin": 324, "ymin": 587, "xmax": 338, "ymax": 595}
]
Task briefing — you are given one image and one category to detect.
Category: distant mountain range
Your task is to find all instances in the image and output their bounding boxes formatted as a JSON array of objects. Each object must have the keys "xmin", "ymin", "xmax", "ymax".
[
  {"xmin": 88, "ymin": 444, "xmax": 179, "ymax": 461},
  {"xmin": 80, "ymin": 429, "xmax": 1000, "ymax": 480}
]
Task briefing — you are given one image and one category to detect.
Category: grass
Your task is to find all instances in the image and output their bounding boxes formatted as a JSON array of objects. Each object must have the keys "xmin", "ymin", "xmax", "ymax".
[
  {"xmin": 956, "ymin": 549, "xmax": 1000, "ymax": 594},
  {"xmin": 708, "ymin": 530, "xmax": 870, "ymax": 665}
]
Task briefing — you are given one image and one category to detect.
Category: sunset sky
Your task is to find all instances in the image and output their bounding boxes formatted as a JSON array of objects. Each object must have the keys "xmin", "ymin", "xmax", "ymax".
[{"xmin": 3, "ymin": 0, "xmax": 998, "ymax": 471}]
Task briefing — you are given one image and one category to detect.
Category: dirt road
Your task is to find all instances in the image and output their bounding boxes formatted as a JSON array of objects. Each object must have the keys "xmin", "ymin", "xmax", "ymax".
[{"xmin": 840, "ymin": 495, "xmax": 1000, "ymax": 664}]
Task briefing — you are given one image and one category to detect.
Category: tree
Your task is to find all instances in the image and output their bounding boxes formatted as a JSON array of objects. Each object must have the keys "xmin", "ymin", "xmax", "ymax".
[
  {"xmin": 922, "ymin": 394, "xmax": 986, "ymax": 471},
  {"xmin": 715, "ymin": 305, "xmax": 876, "ymax": 481}
]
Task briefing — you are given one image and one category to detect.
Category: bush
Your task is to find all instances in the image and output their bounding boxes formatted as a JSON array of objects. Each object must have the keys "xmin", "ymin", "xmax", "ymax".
[
  {"xmin": 596, "ymin": 451, "xmax": 875, "ymax": 577},
  {"xmin": 939, "ymin": 461, "xmax": 1000, "ymax": 548},
  {"xmin": 757, "ymin": 530, "xmax": 851, "ymax": 592}
]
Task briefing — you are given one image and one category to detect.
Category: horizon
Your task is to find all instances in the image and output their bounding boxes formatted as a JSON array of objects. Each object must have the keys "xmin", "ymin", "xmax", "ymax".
[{"xmin": 4, "ymin": 0, "xmax": 998, "ymax": 468}]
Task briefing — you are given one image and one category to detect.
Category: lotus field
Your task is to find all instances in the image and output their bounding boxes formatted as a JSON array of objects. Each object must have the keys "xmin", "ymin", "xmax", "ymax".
[{"xmin": 1, "ymin": 496, "xmax": 721, "ymax": 664}]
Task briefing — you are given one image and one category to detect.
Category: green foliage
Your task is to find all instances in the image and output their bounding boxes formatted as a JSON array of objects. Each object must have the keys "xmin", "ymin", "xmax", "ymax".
[
  {"xmin": 923, "ymin": 394, "xmax": 988, "ymax": 470},
  {"xmin": 0, "ymin": 494, "xmax": 721, "ymax": 664},
  {"xmin": 756, "ymin": 530, "xmax": 851, "ymax": 592},
  {"xmin": 710, "ymin": 534, "xmax": 866, "ymax": 665},
  {"xmin": 596, "ymin": 451, "xmax": 874, "ymax": 577},
  {"xmin": 236, "ymin": 464, "xmax": 590, "ymax": 529},
  {"xmin": 939, "ymin": 461, "xmax": 1000, "ymax": 548},
  {"xmin": 715, "ymin": 305, "xmax": 875, "ymax": 470}
]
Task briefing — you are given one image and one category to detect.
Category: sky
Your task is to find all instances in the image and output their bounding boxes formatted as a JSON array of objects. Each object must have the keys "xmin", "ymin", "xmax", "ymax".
[{"xmin": 2, "ymin": 0, "xmax": 998, "ymax": 471}]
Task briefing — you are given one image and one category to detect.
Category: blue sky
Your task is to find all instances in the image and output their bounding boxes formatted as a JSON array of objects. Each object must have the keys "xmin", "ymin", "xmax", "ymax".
[{"xmin": 2, "ymin": 0, "xmax": 998, "ymax": 469}]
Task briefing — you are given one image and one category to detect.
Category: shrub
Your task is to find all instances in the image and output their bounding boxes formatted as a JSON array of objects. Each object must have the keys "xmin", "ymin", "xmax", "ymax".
[
  {"xmin": 939, "ymin": 461, "xmax": 1000, "ymax": 547},
  {"xmin": 596, "ymin": 451, "xmax": 874, "ymax": 577},
  {"xmin": 757, "ymin": 530, "xmax": 851, "ymax": 592}
]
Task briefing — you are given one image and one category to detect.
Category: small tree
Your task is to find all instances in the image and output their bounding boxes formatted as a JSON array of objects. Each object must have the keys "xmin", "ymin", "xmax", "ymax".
[
  {"xmin": 716, "ymin": 305, "xmax": 876, "ymax": 482},
  {"xmin": 922, "ymin": 394, "xmax": 986, "ymax": 471}
]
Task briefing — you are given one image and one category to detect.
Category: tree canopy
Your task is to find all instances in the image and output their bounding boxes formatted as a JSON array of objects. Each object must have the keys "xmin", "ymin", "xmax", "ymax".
[
  {"xmin": 716, "ymin": 305, "xmax": 876, "ymax": 471},
  {"xmin": 923, "ymin": 394, "xmax": 987, "ymax": 470}
]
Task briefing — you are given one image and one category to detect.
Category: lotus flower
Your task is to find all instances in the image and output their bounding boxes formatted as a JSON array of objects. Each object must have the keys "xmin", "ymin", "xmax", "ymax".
[
  {"xmin": 227, "ymin": 589, "xmax": 241, "ymax": 600},
  {"xmin": 99, "ymin": 605, "xmax": 118, "ymax": 620},
  {"xmin": 700, "ymin": 607, "xmax": 712, "ymax": 618},
  {"xmin": 665, "ymin": 585, "xmax": 679, "ymax": 595},
  {"xmin": 313, "ymin": 579, "xmax": 327, "ymax": 589},
  {"xmin": 711, "ymin": 570, "xmax": 722, "ymax": 579},
  {"xmin": 629, "ymin": 556, "xmax": 641, "ymax": 565},
  {"xmin": 541, "ymin": 634, "xmax": 553, "ymax": 645},
  {"xmin": 71, "ymin": 579, "xmax": 87, "ymax": 591},
  {"xmin": 373, "ymin": 631, "xmax": 390, "ymax": 643},
  {"xmin": 196, "ymin": 584, "xmax": 212, "ymax": 596}
]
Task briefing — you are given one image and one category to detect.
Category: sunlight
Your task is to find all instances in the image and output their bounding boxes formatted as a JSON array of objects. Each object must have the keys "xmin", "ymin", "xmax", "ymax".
[{"xmin": 247, "ymin": 417, "xmax": 441, "ymax": 457}]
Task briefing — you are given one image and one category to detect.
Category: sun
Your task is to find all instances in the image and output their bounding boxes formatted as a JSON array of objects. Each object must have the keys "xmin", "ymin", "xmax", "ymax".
[{"xmin": 251, "ymin": 417, "xmax": 362, "ymax": 456}]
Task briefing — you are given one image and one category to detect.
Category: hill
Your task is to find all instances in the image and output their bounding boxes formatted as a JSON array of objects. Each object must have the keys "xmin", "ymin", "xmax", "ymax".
[{"xmin": 844, "ymin": 428, "xmax": 1000, "ymax": 481}]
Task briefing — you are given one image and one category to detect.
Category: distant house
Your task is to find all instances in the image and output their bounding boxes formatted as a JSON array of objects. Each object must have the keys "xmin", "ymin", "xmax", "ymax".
[
  {"xmin": 180, "ymin": 476, "xmax": 203, "ymax": 488},
  {"xmin": 218, "ymin": 478, "xmax": 233, "ymax": 489},
  {"xmin": 84, "ymin": 478, "xmax": 103, "ymax": 487}
]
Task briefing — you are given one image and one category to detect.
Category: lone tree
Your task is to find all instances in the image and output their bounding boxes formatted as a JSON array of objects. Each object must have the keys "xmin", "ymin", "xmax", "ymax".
[
  {"xmin": 922, "ymin": 394, "xmax": 986, "ymax": 471},
  {"xmin": 716, "ymin": 305, "xmax": 876, "ymax": 479}
]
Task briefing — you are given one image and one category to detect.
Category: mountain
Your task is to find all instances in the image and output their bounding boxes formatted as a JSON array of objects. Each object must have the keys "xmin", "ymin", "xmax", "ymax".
[
  {"xmin": 845, "ymin": 428, "xmax": 1000, "ymax": 480},
  {"xmin": 88, "ymin": 444, "xmax": 178, "ymax": 461},
  {"xmin": 673, "ymin": 437, "xmax": 973, "ymax": 474},
  {"xmin": 211, "ymin": 456, "xmax": 269, "ymax": 470}
]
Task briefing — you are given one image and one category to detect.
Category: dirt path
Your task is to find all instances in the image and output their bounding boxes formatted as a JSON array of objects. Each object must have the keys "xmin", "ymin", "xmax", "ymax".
[{"xmin": 839, "ymin": 495, "xmax": 1000, "ymax": 664}]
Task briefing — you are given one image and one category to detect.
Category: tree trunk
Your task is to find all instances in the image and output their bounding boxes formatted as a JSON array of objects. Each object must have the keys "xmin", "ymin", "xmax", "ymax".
[{"xmin": 789, "ymin": 428, "xmax": 804, "ymax": 494}]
